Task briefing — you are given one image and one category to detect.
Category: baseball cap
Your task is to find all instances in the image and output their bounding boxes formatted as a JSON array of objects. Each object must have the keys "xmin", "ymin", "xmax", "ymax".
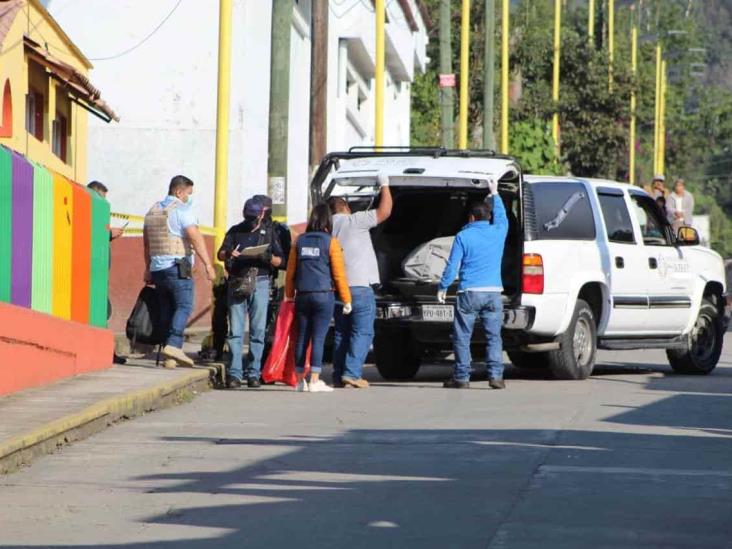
[
  {"xmin": 652, "ymin": 174, "xmax": 665, "ymax": 182},
  {"xmin": 243, "ymin": 196, "xmax": 267, "ymax": 217},
  {"xmin": 253, "ymin": 194, "xmax": 273, "ymax": 210}
]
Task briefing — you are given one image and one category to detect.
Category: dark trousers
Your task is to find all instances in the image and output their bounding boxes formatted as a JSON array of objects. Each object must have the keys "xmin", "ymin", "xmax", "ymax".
[{"xmin": 295, "ymin": 291, "xmax": 335, "ymax": 374}]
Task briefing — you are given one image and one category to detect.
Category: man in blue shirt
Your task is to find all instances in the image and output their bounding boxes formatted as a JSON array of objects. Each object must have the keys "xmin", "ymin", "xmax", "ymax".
[
  {"xmin": 143, "ymin": 175, "xmax": 216, "ymax": 368},
  {"xmin": 438, "ymin": 178, "xmax": 508, "ymax": 389}
]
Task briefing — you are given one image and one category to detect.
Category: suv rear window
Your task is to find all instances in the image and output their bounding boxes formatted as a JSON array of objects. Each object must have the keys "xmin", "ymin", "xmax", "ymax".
[{"xmin": 530, "ymin": 182, "xmax": 596, "ymax": 240}]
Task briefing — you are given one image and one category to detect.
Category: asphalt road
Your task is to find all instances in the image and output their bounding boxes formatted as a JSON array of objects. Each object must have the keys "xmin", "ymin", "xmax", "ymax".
[{"xmin": 1, "ymin": 337, "xmax": 732, "ymax": 549}]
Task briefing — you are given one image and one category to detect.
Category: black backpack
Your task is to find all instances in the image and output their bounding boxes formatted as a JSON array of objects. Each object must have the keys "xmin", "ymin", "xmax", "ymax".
[{"xmin": 126, "ymin": 286, "xmax": 165, "ymax": 346}]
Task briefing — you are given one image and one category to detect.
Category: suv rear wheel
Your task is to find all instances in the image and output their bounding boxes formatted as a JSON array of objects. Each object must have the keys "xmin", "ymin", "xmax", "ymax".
[
  {"xmin": 374, "ymin": 329, "xmax": 421, "ymax": 380},
  {"xmin": 667, "ymin": 297, "xmax": 723, "ymax": 375},
  {"xmin": 547, "ymin": 299, "xmax": 597, "ymax": 380}
]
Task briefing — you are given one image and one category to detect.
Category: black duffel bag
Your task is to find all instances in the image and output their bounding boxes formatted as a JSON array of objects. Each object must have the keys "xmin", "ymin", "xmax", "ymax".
[{"xmin": 126, "ymin": 286, "xmax": 165, "ymax": 346}]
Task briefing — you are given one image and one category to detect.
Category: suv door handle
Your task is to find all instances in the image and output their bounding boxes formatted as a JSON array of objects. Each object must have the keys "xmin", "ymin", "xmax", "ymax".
[
  {"xmin": 649, "ymin": 257, "xmax": 658, "ymax": 269},
  {"xmin": 615, "ymin": 257, "xmax": 624, "ymax": 269}
]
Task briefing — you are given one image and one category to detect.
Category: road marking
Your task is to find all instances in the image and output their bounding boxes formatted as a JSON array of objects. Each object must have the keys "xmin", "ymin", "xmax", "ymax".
[
  {"xmin": 471, "ymin": 441, "xmax": 608, "ymax": 451},
  {"xmin": 368, "ymin": 520, "xmax": 399, "ymax": 528},
  {"xmin": 256, "ymin": 471, "xmax": 452, "ymax": 483},
  {"xmin": 539, "ymin": 465, "xmax": 732, "ymax": 478},
  {"xmin": 224, "ymin": 483, "xmax": 347, "ymax": 491}
]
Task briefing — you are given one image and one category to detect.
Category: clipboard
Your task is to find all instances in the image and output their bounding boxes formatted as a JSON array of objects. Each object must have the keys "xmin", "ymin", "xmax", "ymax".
[{"xmin": 238, "ymin": 244, "xmax": 269, "ymax": 257}]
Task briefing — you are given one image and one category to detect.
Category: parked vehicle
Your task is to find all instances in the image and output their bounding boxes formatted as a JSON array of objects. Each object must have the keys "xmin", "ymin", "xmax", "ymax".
[{"xmin": 310, "ymin": 147, "xmax": 728, "ymax": 381}]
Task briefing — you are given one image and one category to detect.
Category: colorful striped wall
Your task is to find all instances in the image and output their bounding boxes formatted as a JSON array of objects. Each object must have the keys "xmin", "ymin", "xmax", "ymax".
[{"xmin": 0, "ymin": 145, "xmax": 109, "ymax": 328}]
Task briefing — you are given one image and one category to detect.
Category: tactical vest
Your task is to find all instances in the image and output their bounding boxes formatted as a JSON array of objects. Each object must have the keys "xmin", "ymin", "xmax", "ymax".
[
  {"xmin": 295, "ymin": 232, "xmax": 333, "ymax": 293},
  {"xmin": 144, "ymin": 200, "xmax": 192, "ymax": 258}
]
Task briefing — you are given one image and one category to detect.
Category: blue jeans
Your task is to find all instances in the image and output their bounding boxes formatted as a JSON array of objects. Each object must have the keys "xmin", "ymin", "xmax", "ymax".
[
  {"xmin": 295, "ymin": 292, "xmax": 335, "ymax": 374},
  {"xmin": 452, "ymin": 291, "xmax": 504, "ymax": 381},
  {"xmin": 226, "ymin": 277, "xmax": 270, "ymax": 381},
  {"xmin": 333, "ymin": 286, "xmax": 376, "ymax": 382},
  {"xmin": 152, "ymin": 266, "xmax": 194, "ymax": 349}
]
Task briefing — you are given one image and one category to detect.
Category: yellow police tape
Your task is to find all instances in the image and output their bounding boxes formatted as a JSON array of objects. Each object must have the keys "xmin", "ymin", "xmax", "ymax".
[{"xmin": 111, "ymin": 212, "xmax": 217, "ymax": 236}]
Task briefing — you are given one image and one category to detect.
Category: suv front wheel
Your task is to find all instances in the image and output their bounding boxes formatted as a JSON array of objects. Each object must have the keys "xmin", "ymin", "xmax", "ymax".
[
  {"xmin": 374, "ymin": 328, "xmax": 421, "ymax": 380},
  {"xmin": 547, "ymin": 299, "xmax": 597, "ymax": 380},
  {"xmin": 667, "ymin": 297, "xmax": 723, "ymax": 375}
]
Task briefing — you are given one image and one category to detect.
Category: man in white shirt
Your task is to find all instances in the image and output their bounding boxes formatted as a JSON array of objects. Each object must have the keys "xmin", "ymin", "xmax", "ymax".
[{"xmin": 327, "ymin": 173, "xmax": 393, "ymax": 388}]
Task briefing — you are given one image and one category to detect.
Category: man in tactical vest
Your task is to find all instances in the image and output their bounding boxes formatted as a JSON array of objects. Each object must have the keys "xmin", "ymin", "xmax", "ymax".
[
  {"xmin": 143, "ymin": 175, "xmax": 216, "ymax": 367},
  {"xmin": 217, "ymin": 196, "xmax": 284, "ymax": 389}
]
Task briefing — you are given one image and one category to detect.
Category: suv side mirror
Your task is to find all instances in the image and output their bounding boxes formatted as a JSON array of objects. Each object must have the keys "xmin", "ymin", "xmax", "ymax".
[{"xmin": 677, "ymin": 226, "xmax": 700, "ymax": 246}]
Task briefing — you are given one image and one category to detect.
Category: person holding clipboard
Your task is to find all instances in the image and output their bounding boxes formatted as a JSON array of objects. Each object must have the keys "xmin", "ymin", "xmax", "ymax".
[{"xmin": 218, "ymin": 196, "xmax": 284, "ymax": 389}]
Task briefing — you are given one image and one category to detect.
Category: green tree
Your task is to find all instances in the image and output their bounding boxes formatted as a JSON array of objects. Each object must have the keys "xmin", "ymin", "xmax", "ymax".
[{"xmin": 411, "ymin": 0, "xmax": 732, "ymax": 254}]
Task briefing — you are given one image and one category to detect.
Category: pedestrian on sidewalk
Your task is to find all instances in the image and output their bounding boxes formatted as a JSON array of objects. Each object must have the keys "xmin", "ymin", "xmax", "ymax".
[
  {"xmin": 668, "ymin": 178, "xmax": 695, "ymax": 233},
  {"xmin": 217, "ymin": 196, "xmax": 283, "ymax": 389},
  {"xmin": 143, "ymin": 176, "xmax": 216, "ymax": 368},
  {"xmin": 327, "ymin": 172, "xmax": 393, "ymax": 388},
  {"xmin": 285, "ymin": 204, "xmax": 352, "ymax": 393},
  {"xmin": 649, "ymin": 175, "xmax": 669, "ymax": 200},
  {"xmin": 88, "ymin": 180, "xmax": 127, "ymax": 365},
  {"xmin": 438, "ymin": 179, "xmax": 508, "ymax": 390}
]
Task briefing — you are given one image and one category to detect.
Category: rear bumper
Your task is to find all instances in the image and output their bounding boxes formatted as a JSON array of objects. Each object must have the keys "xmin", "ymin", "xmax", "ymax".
[{"xmin": 375, "ymin": 302, "xmax": 535, "ymax": 331}]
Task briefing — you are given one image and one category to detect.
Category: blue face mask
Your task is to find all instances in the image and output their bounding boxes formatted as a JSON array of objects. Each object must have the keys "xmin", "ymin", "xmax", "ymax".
[{"xmin": 185, "ymin": 195, "xmax": 195, "ymax": 208}]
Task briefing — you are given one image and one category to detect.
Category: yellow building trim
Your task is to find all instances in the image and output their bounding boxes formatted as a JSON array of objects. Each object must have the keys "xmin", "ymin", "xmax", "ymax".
[
  {"xmin": 28, "ymin": 0, "xmax": 92, "ymax": 69},
  {"xmin": 0, "ymin": 0, "xmax": 91, "ymax": 182}
]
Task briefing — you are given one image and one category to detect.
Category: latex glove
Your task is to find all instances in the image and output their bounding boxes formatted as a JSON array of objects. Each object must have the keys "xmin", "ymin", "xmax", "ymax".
[
  {"xmin": 437, "ymin": 290, "xmax": 447, "ymax": 304},
  {"xmin": 488, "ymin": 177, "xmax": 499, "ymax": 196},
  {"xmin": 377, "ymin": 171, "xmax": 389, "ymax": 187},
  {"xmin": 343, "ymin": 303, "xmax": 353, "ymax": 315}
]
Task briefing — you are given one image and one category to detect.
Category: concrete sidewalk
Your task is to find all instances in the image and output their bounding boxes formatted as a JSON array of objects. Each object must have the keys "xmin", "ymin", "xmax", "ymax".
[{"xmin": 0, "ymin": 359, "xmax": 216, "ymax": 475}]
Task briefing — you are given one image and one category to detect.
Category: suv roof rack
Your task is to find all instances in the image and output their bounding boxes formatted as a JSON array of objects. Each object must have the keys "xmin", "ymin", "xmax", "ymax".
[{"xmin": 345, "ymin": 146, "xmax": 510, "ymax": 160}]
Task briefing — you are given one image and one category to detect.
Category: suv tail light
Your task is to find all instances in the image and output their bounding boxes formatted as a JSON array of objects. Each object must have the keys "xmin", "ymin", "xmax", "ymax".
[{"xmin": 522, "ymin": 254, "xmax": 544, "ymax": 294}]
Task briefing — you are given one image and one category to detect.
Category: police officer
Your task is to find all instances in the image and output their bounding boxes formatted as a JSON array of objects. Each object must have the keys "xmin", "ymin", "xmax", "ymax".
[{"xmin": 218, "ymin": 196, "xmax": 283, "ymax": 388}]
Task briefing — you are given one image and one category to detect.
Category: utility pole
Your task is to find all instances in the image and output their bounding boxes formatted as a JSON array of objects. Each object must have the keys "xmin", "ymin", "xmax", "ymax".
[
  {"xmin": 629, "ymin": 22, "xmax": 638, "ymax": 184},
  {"xmin": 213, "ymin": 0, "xmax": 232, "ymax": 258},
  {"xmin": 608, "ymin": 0, "xmax": 614, "ymax": 91},
  {"xmin": 659, "ymin": 59, "xmax": 667, "ymax": 175},
  {"xmin": 309, "ymin": 0, "xmax": 328, "ymax": 173},
  {"xmin": 483, "ymin": 0, "xmax": 495, "ymax": 150},
  {"xmin": 458, "ymin": 0, "xmax": 470, "ymax": 149},
  {"xmin": 653, "ymin": 44, "xmax": 662, "ymax": 174},
  {"xmin": 500, "ymin": 0, "xmax": 509, "ymax": 154},
  {"xmin": 375, "ymin": 0, "xmax": 385, "ymax": 147},
  {"xmin": 552, "ymin": 0, "xmax": 561, "ymax": 154},
  {"xmin": 439, "ymin": 0, "xmax": 454, "ymax": 149},
  {"xmin": 588, "ymin": 0, "xmax": 595, "ymax": 43},
  {"xmin": 267, "ymin": 0, "xmax": 292, "ymax": 222}
]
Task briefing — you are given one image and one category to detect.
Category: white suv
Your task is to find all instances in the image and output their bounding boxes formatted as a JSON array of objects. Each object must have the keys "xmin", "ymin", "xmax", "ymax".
[{"xmin": 310, "ymin": 148, "xmax": 728, "ymax": 381}]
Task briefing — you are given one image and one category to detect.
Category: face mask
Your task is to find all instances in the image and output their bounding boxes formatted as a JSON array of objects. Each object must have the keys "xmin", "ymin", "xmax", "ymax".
[{"xmin": 185, "ymin": 195, "xmax": 195, "ymax": 208}]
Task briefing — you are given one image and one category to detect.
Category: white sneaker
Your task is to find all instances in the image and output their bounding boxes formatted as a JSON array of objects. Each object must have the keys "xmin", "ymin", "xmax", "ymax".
[
  {"xmin": 308, "ymin": 380, "xmax": 334, "ymax": 393},
  {"xmin": 295, "ymin": 380, "xmax": 309, "ymax": 392}
]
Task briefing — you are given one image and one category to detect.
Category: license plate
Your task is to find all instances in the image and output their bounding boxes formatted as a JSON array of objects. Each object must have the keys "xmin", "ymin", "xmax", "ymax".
[{"xmin": 421, "ymin": 304, "xmax": 454, "ymax": 322}]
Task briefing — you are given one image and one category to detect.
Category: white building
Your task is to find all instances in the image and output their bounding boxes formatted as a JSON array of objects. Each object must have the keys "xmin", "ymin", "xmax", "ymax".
[{"xmin": 43, "ymin": 0, "xmax": 429, "ymax": 226}]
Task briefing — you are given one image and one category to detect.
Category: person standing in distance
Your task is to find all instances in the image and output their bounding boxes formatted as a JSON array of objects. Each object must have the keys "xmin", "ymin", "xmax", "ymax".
[
  {"xmin": 143, "ymin": 175, "xmax": 216, "ymax": 367},
  {"xmin": 88, "ymin": 180, "xmax": 126, "ymax": 364},
  {"xmin": 285, "ymin": 205, "xmax": 352, "ymax": 393},
  {"xmin": 438, "ymin": 178, "xmax": 509, "ymax": 389},
  {"xmin": 668, "ymin": 178, "xmax": 695, "ymax": 232},
  {"xmin": 217, "ymin": 196, "xmax": 283, "ymax": 389},
  {"xmin": 327, "ymin": 172, "xmax": 393, "ymax": 388}
]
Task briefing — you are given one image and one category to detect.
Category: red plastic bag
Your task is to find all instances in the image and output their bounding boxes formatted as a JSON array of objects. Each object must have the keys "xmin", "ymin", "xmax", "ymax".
[{"xmin": 262, "ymin": 301, "xmax": 311, "ymax": 387}]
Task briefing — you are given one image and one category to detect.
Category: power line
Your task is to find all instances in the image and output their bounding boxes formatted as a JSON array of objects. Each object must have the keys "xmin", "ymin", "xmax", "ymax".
[{"xmin": 88, "ymin": 0, "xmax": 183, "ymax": 61}]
